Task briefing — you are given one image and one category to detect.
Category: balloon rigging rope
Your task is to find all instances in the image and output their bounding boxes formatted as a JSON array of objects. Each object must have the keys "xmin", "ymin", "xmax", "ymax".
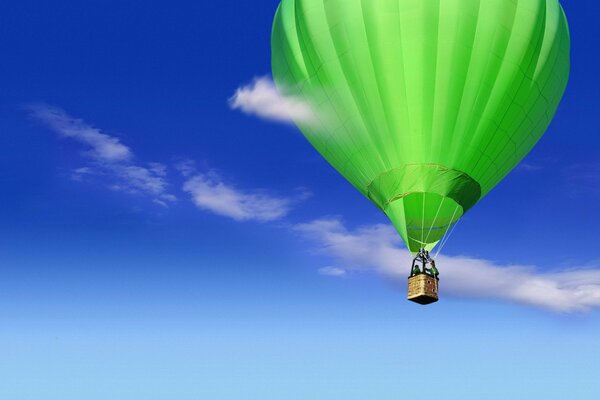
[
  {"xmin": 434, "ymin": 204, "xmax": 461, "ymax": 259},
  {"xmin": 421, "ymin": 192, "xmax": 426, "ymax": 247},
  {"xmin": 424, "ymin": 196, "xmax": 445, "ymax": 245}
]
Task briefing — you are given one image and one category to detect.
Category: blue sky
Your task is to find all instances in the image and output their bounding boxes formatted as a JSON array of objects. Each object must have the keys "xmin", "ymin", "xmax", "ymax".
[{"xmin": 0, "ymin": 1, "xmax": 599, "ymax": 399}]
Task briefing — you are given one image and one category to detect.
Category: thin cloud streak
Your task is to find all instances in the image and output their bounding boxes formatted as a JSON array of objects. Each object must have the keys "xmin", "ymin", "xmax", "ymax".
[
  {"xmin": 318, "ymin": 266, "xmax": 347, "ymax": 277},
  {"xmin": 295, "ymin": 218, "xmax": 600, "ymax": 313},
  {"xmin": 179, "ymin": 160, "xmax": 309, "ymax": 222},
  {"xmin": 183, "ymin": 171, "xmax": 293, "ymax": 222},
  {"xmin": 28, "ymin": 104, "xmax": 176, "ymax": 206},
  {"xmin": 28, "ymin": 104, "xmax": 132, "ymax": 162},
  {"xmin": 229, "ymin": 76, "xmax": 315, "ymax": 124}
]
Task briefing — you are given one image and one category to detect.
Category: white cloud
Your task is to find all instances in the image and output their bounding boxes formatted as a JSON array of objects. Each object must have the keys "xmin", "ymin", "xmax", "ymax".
[
  {"xmin": 318, "ymin": 266, "xmax": 347, "ymax": 277},
  {"xmin": 28, "ymin": 104, "xmax": 175, "ymax": 205},
  {"xmin": 28, "ymin": 104, "xmax": 131, "ymax": 162},
  {"xmin": 183, "ymin": 171, "xmax": 292, "ymax": 222},
  {"xmin": 229, "ymin": 76, "xmax": 315, "ymax": 124},
  {"xmin": 107, "ymin": 164, "xmax": 175, "ymax": 200},
  {"xmin": 175, "ymin": 159, "xmax": 198, "ymax": 177},
  {"xmin": 71, "ymin": 166, "xmax": 93, "ymax": 181},
  {"xmin": 295, "ymin": 218, "xmax": 600, "ymax": 313}
]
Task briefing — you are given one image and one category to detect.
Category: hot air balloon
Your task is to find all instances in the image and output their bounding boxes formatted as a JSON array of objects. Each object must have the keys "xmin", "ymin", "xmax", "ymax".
[{"xmin": 271, "ymin": 0, "xmax": 570, "ymax": 304}]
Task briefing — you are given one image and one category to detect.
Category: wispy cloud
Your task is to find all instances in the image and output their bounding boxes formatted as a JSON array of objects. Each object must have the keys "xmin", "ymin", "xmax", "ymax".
[
  {"xmin": 175, "ymin": 159, "xmax": 198, "ymax": 178},
  {"xmin": 318, "ymin": 266, "xmax": 347, "ymax": 277},
  {"xmin": 229, "ymin": 76, "xmax": 315, "ymax": 124},
  {"xmin": 564, "ymin": 162, "xmax": 600, "ymax": 198},
  {"xmin": 295, "ymin": 218, "xmax": 600, "ymax": 313},
  {"xmin": 28, "ymin": 104, "xmax": 176, "ymax": 206},
  {"xmin": 28, "ymin": 104, "xmax": 132, "ymax": 162},
  {"xmin": 179, "ymin": 160, "xmax": 309, "ymax": 222},
  {"xmin": 183, "ymin": 172, "xmax": 291, "ymax": 222}
]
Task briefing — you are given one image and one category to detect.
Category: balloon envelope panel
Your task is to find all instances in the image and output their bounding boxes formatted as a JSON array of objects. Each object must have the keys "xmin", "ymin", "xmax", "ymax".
[{"xmin": 272, "ymin": 0, "xmax": 570, "ymax": 253}]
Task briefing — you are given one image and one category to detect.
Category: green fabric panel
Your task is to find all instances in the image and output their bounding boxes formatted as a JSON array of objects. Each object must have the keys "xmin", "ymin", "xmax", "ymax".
[
  {"xmin": 272, "ymin": 0, "xmax": 570, "ymax": 253},
  {"xmin": 386, "ymin": 192, "xmax": 463, "ymax": 253},
  {"xmin": 367, "ymin": 164, "xmax": 480, "ymax": 212},
  {"xmin": 365, "ymin": 164, "xmax": 480, "ymax": 252}
]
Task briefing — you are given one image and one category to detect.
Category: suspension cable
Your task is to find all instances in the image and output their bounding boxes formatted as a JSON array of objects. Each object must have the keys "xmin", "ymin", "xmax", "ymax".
[
  {"xmin": 420, "ymin": 192, "xmax": 426, "ymax": 247},
  {"xmin": 433, "ymin": 205, "xmax": 461, "ymax": 259},
  {"xmin": 423, "ymin": 197, "xmax": 445, "ymax": 245}
]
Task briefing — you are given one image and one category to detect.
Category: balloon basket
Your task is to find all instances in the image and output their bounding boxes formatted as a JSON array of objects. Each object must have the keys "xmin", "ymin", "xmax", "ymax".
[{"xmin": 407, "ymin": 274, "xmax": 439, "ymax": 305}]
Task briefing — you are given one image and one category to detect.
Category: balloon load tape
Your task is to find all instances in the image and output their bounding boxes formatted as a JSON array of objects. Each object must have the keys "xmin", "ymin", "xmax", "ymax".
[{"xmin": 407, "ymin": 274, "xmax": 439, "ymax": 305}]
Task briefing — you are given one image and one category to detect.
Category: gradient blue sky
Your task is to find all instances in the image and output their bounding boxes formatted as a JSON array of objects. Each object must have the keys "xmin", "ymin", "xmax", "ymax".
[{"xmin": 0, "ymin": 1, "xmax": 599, "ymax": 399}]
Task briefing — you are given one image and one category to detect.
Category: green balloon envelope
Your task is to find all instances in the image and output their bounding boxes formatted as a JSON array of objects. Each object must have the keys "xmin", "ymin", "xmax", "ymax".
[{"xmin": 271, "ymin": 0, "xmax": 570, "ymax": 253}]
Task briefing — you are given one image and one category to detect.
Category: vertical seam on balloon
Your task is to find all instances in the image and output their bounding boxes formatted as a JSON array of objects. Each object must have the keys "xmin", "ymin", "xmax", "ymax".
[
  {"xmin": 460, "ymin": 1, "xmax": 521, "ymax": 188},
  {"xmin": 483, "ymin": 9, "xmax": 569, "ymax": 192},
  {"xmin": 473, "ymin": 2, "xmax": 548, "ymax": 189},
  {"xmin": 320, "ymin": 0, "xmax": 385, "ymax": 186},
  {"xmin": 293, "ymin": 0, "xmax": 357, "ymax": 179},
  {"xmin": 359, "ymin": 0, "xmax": 397, "ymax": 174},
  {"xmin": 278, "ymin": 1, "xmax": 310, "ymax": 85},
  {"xmin": 428, "ymin": 0, "xmax": 443, "ymax": 175},
  {"xmin": 342, "ymin": 0, "xmax": 392, "ymax": 178},
  {"xmin": 479, "ymin": 2, "xmax": 553, "ymax": 185},
  {"xmin": 287, "ymin": 0, "xmax": 328, "ymax": 159},
  {"xmin": 443, "ymin": 0, "xmax": 482, "ymax": 169},
  {"xmin": 293, "ymin": 0, "xmax": 318, "ymax": 84},
  {"xmin": 463, "ymin": 6, "xmax": 520, "ymax": 161},
  {"xmin": 396, "ymin": 0, "xmax": 414, "ymax": 160},
  {"xmin": 427, "ymin": 0, "xmax": 441, "ymax": 162}
]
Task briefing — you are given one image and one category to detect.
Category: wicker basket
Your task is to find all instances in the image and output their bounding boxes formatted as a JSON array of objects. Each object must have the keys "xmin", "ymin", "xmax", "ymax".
[{"xmin": 407, "ymin": 274, "xmax": 439, "ymax": 305}]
